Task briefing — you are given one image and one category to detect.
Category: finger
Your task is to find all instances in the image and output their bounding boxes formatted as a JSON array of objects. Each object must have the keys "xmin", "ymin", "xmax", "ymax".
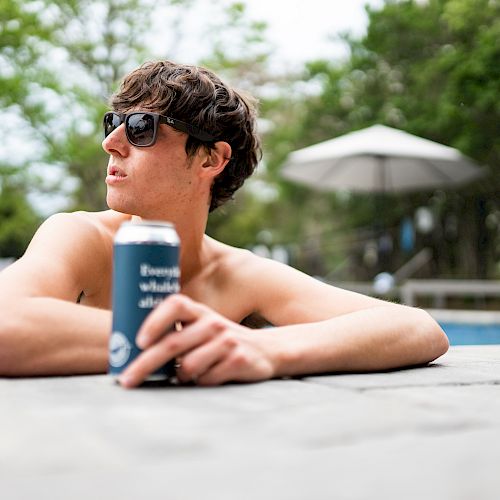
[
  {"xmin": 195, "ymin": 357, "xmax": 237, "ymax": 387},
  {"xmin": 136, "ymin": 294, "xmax": 206, "ymax": 348},
  {"xmin": 197, "ymin": 348, "xmax": 273, "ymax": 387},
  {"xmin": 176, "ymin": 332, "xmax": 236, "ymax": 383},
  {"xmin": 120, "ymin": 314, "xmax": 225, "ymax": 387}
]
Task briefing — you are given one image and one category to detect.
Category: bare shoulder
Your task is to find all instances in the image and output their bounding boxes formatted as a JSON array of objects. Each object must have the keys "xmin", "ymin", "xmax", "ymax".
[
  {"xmin": 26, "ymin": 210, "xmax": 127, "ymax": 261},
  {"xmin": 31, "ymin": 210, "xmax": 103, "ymax": 243},
  {"xmin": 203, "ymin": 236, "xmax": 265, "ymax": 290},
  {"xmin": 205, "ymin": 237, "xmax": 256, "ymax": 271},
  {"xmin": 0, "ymin": 210, "xmax": 129, "ymax": 302},
  {"xmin": 38, "ymin": 209, "xmax": 128, "ymax": 240},
  {"xmin": 208, "ymin": 239, "xmax": 307, "ymax": 286},
  {"xmin": 206, "ymin": 237, "xmax": 385, "ymax": 326},
  {"xmin": 202, "ymin": 237, "xmax": 305, "ymax": 318}
]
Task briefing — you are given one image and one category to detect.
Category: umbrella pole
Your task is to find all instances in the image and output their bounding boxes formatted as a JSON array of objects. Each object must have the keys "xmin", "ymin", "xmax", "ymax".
[
  {"xmin": 374, "ymin": 194, "xmax": 390, "ymax": 273},
  {"xmin": 374, "ymin": 156, "xmax": 392, "ymax": 272},
  {"xmin": 376, "ymin": 155, "xmax": 387, "ymax": 192}
]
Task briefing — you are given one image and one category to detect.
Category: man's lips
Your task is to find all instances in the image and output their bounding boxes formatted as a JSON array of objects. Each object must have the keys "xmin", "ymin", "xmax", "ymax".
[
  {"xmin": 107, "ymin": 165, "xmax": 127, "ymax": 177},
  {"xmin": 106, "ymin": 165, "xmax": 128, "ymax": 185}
]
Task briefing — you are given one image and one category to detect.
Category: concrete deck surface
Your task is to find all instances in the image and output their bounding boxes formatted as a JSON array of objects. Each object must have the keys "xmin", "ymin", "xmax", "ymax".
[{"xmin": 1, "ymin": 346, "xmax": 499, "ymax": 500}]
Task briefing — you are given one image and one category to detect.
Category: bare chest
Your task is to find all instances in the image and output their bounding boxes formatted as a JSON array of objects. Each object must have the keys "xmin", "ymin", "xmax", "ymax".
[
  {"xmin": 181, "ymin": 275, "xmax": 253, "ymax": 323},
  {"xmin": 78, "ymin": 261, "xmax": 253, "ymax": 324}
]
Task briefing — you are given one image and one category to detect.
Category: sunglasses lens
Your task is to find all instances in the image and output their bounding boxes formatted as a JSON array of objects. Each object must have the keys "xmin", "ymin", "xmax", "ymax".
[
  {"xmin": 103, "ymin": 113, "xmax": 122, "ymax": 137},
  {"xmin": 127, "ymin": 113, "xmax": 155, "ymax": 146}
]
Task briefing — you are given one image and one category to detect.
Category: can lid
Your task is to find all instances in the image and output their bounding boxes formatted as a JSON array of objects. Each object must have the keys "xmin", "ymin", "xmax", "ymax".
[
  {"xmin": 115, "ymin": 220, "xmax": 180, "ymax": 245},
  {"xmin": 121, "ymin": 219, "xmax": 174, "ymax": 228}
]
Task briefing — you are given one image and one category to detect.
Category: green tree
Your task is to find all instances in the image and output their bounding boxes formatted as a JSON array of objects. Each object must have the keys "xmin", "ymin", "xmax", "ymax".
[
  {"xmin": 25, "ymin": 0, "xmax": 180, "ymax": 211},
  {"xmin": 0, "ymin": 0, "xmax": 55, "ymax": 255},
  {"xmin": 266, "ymin": 0, "xmax": 500, "ymax": 279},
  {"xmin": 361, "ymin": 0, "xmax": 500, "ymax": 278},
  {"xmin": 199, "ymin": 2, "xmax": 349, "ymax": 274},
  {"xmin": 201, "ymin": 2, "xmax": 308, "ymax": 259},
  {"xmin": 2, "ymin": 0, "xmax": 273, "ymax": 257},
  {"xmin": 0, "ymin": 177, "xmax": 41, "ymax": 257}
]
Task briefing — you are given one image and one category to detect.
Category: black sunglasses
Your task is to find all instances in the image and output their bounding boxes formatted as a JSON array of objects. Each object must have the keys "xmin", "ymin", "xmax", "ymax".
[{"xmin": 103, "ymin": 111, "xmax": 217, "ymax": 147}]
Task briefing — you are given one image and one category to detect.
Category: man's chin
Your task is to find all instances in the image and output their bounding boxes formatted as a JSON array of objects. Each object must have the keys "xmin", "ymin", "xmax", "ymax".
[{"xmin": 106, "ymin": 195, "xmax": 132, "ymax": 214}]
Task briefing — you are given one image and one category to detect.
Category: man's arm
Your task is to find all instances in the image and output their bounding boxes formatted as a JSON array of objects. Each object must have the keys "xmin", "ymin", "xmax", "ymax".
[
  {"xmin": 241, "ymin": 254, "xmax": 450, "ymax": 373},
  {"xmin": 0, "ymin": 298, "xmax": 109, "ymax": 376},
  {"xmin": 0, "ymin": 213, "xmax": 111, "ymax": 376},
  {"xmin": 118, "ymin": 253, "xmax": 449, "ymax": 388}
]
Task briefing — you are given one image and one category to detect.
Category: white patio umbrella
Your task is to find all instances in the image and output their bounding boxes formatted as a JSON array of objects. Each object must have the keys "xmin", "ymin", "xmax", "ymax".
[{"xmin": 281, "ymin": 125, "xmax": 484, "ymax": 192}]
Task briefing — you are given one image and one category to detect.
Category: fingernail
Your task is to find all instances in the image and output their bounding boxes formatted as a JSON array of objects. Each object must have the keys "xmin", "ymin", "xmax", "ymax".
[
  {"xmin": 136, "ymin": 335, "xmax": 148, "ymax": 349},
  {"xmin": 119, "ymin": 374, "xmax": 134, "ymax": 388}
]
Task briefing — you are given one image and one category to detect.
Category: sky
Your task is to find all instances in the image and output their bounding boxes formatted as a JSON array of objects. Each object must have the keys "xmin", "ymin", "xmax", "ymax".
[
  {"xmin": 151, "ymin": 0, "xmax": 385, "ymax": 70},
  {"xmin": 242, "ymin": 0, "xmax": 384, "ymax": 65}
]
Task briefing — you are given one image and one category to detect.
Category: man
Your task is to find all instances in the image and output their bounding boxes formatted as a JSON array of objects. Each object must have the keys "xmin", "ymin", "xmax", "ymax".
[{"xmin": 0, "ymin": 61, "xmax": 448, "ymax": 387}]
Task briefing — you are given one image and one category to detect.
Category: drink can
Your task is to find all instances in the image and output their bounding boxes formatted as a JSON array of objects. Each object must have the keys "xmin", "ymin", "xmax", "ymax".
[{"xmin": 109, "ymin": 220, "xmax": 180, "ymax": 380}]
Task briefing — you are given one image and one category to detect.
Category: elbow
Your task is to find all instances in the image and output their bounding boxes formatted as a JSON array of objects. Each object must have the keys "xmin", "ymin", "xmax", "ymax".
[
  {"xmin": 0, "ymin": 310, "xmax": 23, "ymax": 376},
  {"xmin": 414, "ymin": 308, "xmax": 449, "ymax": 363}
]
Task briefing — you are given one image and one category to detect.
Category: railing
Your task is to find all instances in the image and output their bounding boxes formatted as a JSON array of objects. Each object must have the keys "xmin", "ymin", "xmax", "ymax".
[
  {"xmin": 400, "ymin": 279, "xmax": 500, "ymax": 307},
  {"xmin": 333, "ymin": 279, "xmax": 500, "ymax": 308}
]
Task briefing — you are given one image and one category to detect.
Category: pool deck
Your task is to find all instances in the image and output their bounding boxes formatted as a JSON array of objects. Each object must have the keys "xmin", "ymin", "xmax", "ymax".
[{"xmin": 1, "ymin": 345, "xmax": 500, "ymax": 500}]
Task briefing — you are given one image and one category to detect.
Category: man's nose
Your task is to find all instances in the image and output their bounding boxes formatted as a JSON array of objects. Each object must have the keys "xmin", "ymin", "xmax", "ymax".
[{"xmin": 102, "ymin": 123, "xmax": 129, "ymax": 155}]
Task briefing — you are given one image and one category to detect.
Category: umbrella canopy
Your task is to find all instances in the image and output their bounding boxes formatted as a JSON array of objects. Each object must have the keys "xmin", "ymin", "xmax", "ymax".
[{"xmin": 281, "ymin": 125, "xmax": 484, "ymax": 193}]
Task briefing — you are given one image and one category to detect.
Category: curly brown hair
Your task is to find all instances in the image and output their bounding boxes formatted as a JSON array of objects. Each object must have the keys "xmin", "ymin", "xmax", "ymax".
[{"xmin": 110, "ymin": 60, "xmax": 261, "ymax": 212}]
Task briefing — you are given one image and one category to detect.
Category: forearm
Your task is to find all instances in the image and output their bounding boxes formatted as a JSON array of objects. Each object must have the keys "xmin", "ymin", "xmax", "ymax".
[
  {"xmin": 0, "ymin": 298, "xmax": 110, "ymax": 376},
  {"xmin": 268, "ymin": 306, "xmax": 449, "ymax": 377}
]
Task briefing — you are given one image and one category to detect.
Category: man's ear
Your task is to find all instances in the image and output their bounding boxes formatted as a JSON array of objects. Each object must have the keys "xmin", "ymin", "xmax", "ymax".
[{"xmin": 199, "ymin": 141, "xmax": 232, "ymax": 178}]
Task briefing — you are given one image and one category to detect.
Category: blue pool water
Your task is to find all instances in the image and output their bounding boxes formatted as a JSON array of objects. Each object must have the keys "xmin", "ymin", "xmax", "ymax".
[{"xmin": 439, "ymin": 322, "xmax": 500, "ymax": 346}]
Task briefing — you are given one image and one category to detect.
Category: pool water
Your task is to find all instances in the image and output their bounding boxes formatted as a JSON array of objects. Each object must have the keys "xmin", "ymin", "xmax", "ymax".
[{"xmin": 439, "ymin": 322, "xmax": 500, "ymax": 346}]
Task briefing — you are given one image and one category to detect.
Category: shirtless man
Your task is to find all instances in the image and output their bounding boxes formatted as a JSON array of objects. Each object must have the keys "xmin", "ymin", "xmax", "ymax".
[{"xmin": 0, "ymin": 61, "xmax": 449, "ymax": 387}]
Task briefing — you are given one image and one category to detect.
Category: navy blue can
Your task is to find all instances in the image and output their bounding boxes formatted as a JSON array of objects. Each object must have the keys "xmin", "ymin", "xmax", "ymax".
[{"xmin": 109, "ymin": 220, "xmax": 180, "ymax": 380}]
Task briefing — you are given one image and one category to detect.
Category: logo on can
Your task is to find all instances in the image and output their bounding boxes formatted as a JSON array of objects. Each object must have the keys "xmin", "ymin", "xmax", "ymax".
[{"xmin": 109, "ymin": 331, "xmax": 132, "ymax": 368}]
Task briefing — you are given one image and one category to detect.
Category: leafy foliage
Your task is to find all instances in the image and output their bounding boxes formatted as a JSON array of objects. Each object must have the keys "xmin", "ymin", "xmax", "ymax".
[
  {"xmin": 0, "ymin": 177, "xmax": 41, "ymax": 257},
  {"xmin": 1, "ymin": 0, "xmax": 498, "ymax": 281},
  {"xmin": 264, "ymin": 0, "xmax": 500, "ymax": 278}
]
